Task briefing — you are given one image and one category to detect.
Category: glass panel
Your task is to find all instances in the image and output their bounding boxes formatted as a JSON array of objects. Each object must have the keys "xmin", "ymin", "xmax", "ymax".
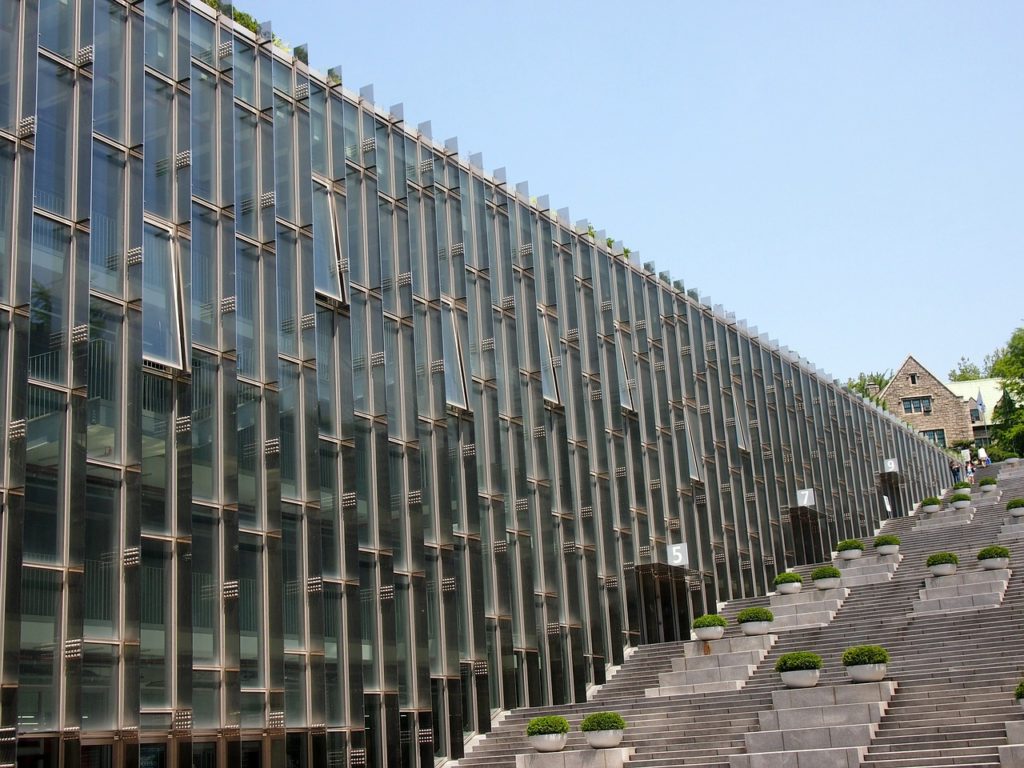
[
  {"xmin": 239, "ymin": 533, "xmax": 265, "ymax": 688},
  {"xmin": 284, "ymin": 656, "xmax": 306, "ymax": 726},
  {"xmin": 236, "ymin": 242, "xmax": 260, "ymax": 378},
  {"xmin": 0, "ymin": 141, "xmax": 13, "ymax": 302},
  {"xmin": 192, "ymin": 67, "xmax": 217, "ymax": 202},
  {"xmin": 24, "ymin": 386, "xmax": 66, "ymax": 563},
  {"xmin": 82, "ymin": 644, "xmax": 119, "ymax": 730},
  {"xmin": 192, "ymin": 507, "xmax": 220, "ymax": 664},
  {"xmin": 276, "ymin": 228, "xmax": 298, "ymax": 357},
  {"xmin": 234, "ymin": 41, "xmax": 255, "ymax": 107},
  {"xmin": 441, "ymin": 304, "xmax": 466, "ymax": 409},
  {"xmin": 315, "ymin": 310, "xmax": 338, "ymax": 437},
  {"xmin": 90, "ymin": 142, "xmax": 126, "ymax": 295},
  {"xmin": 234, "ymin": 107, "xmax": 259, "ymax": 237},
  {"xmin": 323, "ymin": 583, "xmax": 344, "ymax": 725},
  {"xmin": 18, "ymin": 568, "xmax": 63, "ymax": 730},
  {"xmin": 312, "ymin": 184, "xmax": 343, "ymax": 300},
  {"xmin": 142, "ymin": 224, "xmax": 182, "ymax": 367},
  {"xmin": 144, "ymin": 0, "xmax": 173, "ymax": 75},
  {"xmin": 192, "ymin": 351, "xmax": 217, "ymax": 500},
  {"xmin": 141, "ymin": 373, "xmax": 173, "ymax": 534},
  {"xmin": 34, "ymin": 59, "xmax": 75, "ymax": 217},
  {"xmin": 140, "ymin": 538, "xmax": 172, "ymax": 708},
  {"xmin": 87, "ymin": 298, "xmax": 123, "ymax": 461},
  {"xmin": 237, "ymin": 383, "xmax": 261, "ymax": 526},
  {"xmin": 273, "ymin": 97, "xmax": 295, "ymax": 222},
  {"xmin": 143, "ymin": 75, "xmax": 174, "ymax": 219},
  {"xmin": 192, "ymin": 671, "xmax": 221, "ymax": 730},
  {"xmin": 0, "ymin": 1, "xmax": 21, "ymax": 130},
  {"xmin": 40, "ymin": 0, "xmax": 77, "ymax": 58},
  {"xmin": 191, "ymin": 205, "xmax": 218, "ymax": 347},
  {"xmin": 282, "ymin": 506, "xmax": 304, "ymax": 650},
  {"xmin": 279, "ymin": 361, "xmax": 300, "ymax": 498},
  {"xmin": 29, "ymin": 217, "xmax": 72, "ymax": 384},
  {"xmin": 84, "ymin": 473, "xmax": 120, "ymax": 638}
]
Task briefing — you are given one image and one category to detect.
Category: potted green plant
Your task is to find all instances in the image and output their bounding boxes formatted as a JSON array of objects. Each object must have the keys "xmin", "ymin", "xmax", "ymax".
[
  {"xmin": 526, "ymin": 715, "xmax": 570, "ymax": 752},
  {"xmin": 977, "ymin": 545, "xmax": 1010, "ymax": 570},
  {"xmin": 691, "ymin": 613, "xmax": 727, "ymax": 641},
  {"xmin": 953, "ymin": 481, "xmax": 971, "ymax": 490},
  {"xmin": 874, "ymin": 534, "xmax": 901, "ymax": 556},
  {"xmin": 836, "ymin": 539, "xmax": 865, "ymax": 561},
  {"xmin": 919, "ymin": 496, "xmax": 941, "ymax": 513},
  {"xmin": 1007, "ymin": 499, "xmax": 1024, "ymax": 519},
  {"xmin": 811, "ymin": 565, "xmax": 842, "ymax": 590},
  {"xmin": 775, "ymin": 651, "xmax": 823, "ymax": 688},
  {"xmin": 979, "ymin": 477, "xmax": 998, "ymax": 493},
  {"xmin": 950, "ymin": 493, "xmax": 971, "ymax": 510},
  {"xmin": 774, "ymin": 572, "xmax": 804, "ymax": 595},
  {"xmin": 842, "ymin": 645, "xmax": 890, "ymax": 682},
  {"xmin": 1016, "ymin": 679, "xmax": 1024, "ymax": 711},
  {"xmin": 926, "ymin": 552, "xmax": 959, "ymax": 577},
  {"xmin": 580, "ymin": 711, "xmax": 627, "ymax": 749},
  {"xmin": 736, "ymin": 606, "xmax": 774, "ymax": 636}
]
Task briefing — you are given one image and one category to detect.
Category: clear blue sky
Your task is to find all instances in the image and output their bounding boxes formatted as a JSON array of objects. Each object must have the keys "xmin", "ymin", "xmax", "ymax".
[{"xmin": 241, "ymin": 0, "xmax": 1024, "ymax": 383}]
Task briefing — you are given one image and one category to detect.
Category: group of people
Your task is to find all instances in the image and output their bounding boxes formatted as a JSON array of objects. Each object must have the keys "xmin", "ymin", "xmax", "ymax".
[{"xmin": 949, "ymin": 454, "xmax": 991, "ymax": 484}]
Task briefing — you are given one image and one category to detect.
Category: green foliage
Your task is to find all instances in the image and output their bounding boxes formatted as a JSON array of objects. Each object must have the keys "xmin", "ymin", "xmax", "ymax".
[
  {"xmin": 950, "ymin": 493, "xmax": 971, "ymax": 503},
  {"xmin": 1016, "ymin": 680, "xmax": 1024, "ymax": 700},
  {"xmin": 991, "ymin": 328, "xmax": 1024, "ymax": 456},
  {"xmin": 987, "ymin": 444, "xmax": 1019, "ymax": 461},
  {"xmin": 953, "ymin": 481, "xmax": 972, "ymax": 489},
  {"xmin": 1007, "ymin": 499, "xmax": 1024, "ymax": 510},
  {"xmin": 948, "ymin": 356, "xmax": 983, "ymax": 381},
  {"xmin": 842, "ymin": 645, "xmax": 890, "ymax": 666},
  {"xmin": 926, "ymin": 552, "xmax": 959, "ymax": 567},
  {"xmin": 775, "ymin": 651, "xmax": 823, "ymax": 673},
  {"xmin": 811, "ymin": 566, "xmax": 841, "ymax": 581},
  {"xmin": 874, "ymin": 534, "xmax": 901, "ymax": 547},
  {"xmin": 736, "ymin": 607, "xmax": 774, "ymax": 623},
  {"xmin": 979, "ymin": 477, "xmax": 997, "ymax": 487},
  {"xmin": 526, "ymin": 716, "xmax": 569, "ymax": 736},
  {"xmin": 920, "ymin": 496, "xmax": 942, "ymax": 507},
  {"xmin": 605, "ymin": 237, "xmax": 614, "ymax": 248},
  {"xmin": 774, "ymin": 572, "xmax": 803, "ymax": 585},
  {"xmin": 977, "ymin": 545, "xmax": 1010, "ymax": 560},
  {"xmin": 580, "ymin": 712, "xmax": 626, "ymax": 732},
  {"xmin": 951, "ymin": 440, "xmax": 975, "ymax": 452},
  {"xmin": 232, "ymin": 8, "xmax": 261, "ymax": 34},
  {"xmin": 692, "ymin": 614, "xmax": 727, "ymax": 629},
  {"xmin": 845, "ymin": 370, "xmax": 892, "ymax": 410},
  {"xmin": 836, "ymin": 539, "xmax": 865, "ymax": 552}
]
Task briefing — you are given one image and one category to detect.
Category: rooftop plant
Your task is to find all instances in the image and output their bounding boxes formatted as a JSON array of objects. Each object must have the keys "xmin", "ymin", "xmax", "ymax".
[
  {"xmin": 977, "ymin": 545, "xmax": 1010, "ymax": 560},
  {"xmin": 811, "ymin": 565, "xmax": 841, "ymax": 581},
  {"xmin": 775, "ymin": 651, "xmax": 823, "ymax": 673},
  {"xmin": 979, "ymin": 477, "xmax": 997, "ymax": 486},
  {"xmin": 526, "ymin": 716, "xmax": 569, "ymax": 736},
  {"xmin": 580, "ymin": 712, "xmax": 626, "ymax": 732},
  {"xmin": 842, "ymin": 645, "xmax": 890, "ymax": 666},
  {"xmin": 774, "ymin": 572, "xmax": 803, "ymax": 585},
  {"xmin": 836, "ymin": 539, "xmax": 865, "ymax": 552},
  {"xmin": 926, "ymin": 552, "xmax": 959, "ymax": 567},
  {"xmin": 692, "ymin": 614, "xmax": 727, "ymax": 629},
  {"xmin": 736, "ymin": 607, "xmax": 774, "ymax": 623},
  {"xmin": 874, "ymin": 534, "xmax": 900, "ymax": 547}
]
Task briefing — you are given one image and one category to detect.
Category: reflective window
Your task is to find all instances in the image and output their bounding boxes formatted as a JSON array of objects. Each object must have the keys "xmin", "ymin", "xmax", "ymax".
[
  {"xmin": 0, "ymin": 1, "xmax": 21, "ymax": 128},
  {"xmin": 191, "ymin": 205, "xmax": 219, "ymax": 347},
  {"xmin": 441, "ymin": 303, "xmax": 467, "ymax": 409},
  {"xmin": 274, "ymin": 97, "xmax": 296, "ymax": 222},
  {"xmin": 141, "ymin": 373, "xmax": 173, "ymax": 533},
  {"xmin": 142, "ymin": 224, "xmax": 183, "ymax": 367},
  {"xmin": 192, "ymin": 351, "xmax": 217, "ymax": 499},
  {"xmin": 87, "ymin": 299, "xmax": 123, "ymax": 460},
  {"xmin": 312, "ymin": 183, "xmax": 344, "ymax": 300},
  {"xmin": 192, "ymin": 68, "xmax": 217, "ymax": 203},
  {"xmin": 145, "ymin": 0, "xmax": 174, "ymax": 75},
  {"xmin": 0, "ymin": 140, "xmax": 13, "ymax": 303},
  {"xmin": 90, "ymin": 143, "xmax": 127, "ymax": 295},
  {"xmin": 34, "ymin": 59, "xmax": 75, "ymax": 217},
  {"xmin": 24, "ymin": 386, "xmax": 66, "ymax": 564},
  {"xmin": 93, "ymin": 0, "xmax": 128, "ymax": 142},
  {"xmin": 239, "ymin": 533, "xmax": 265, "ymax": 689},
  {"xmin": 29, "ymin": 216, "xmax": 72, "ymax": 384},
  {"xmin": 280, "ymin": 361, "xmax": 300, "ymax": 498},
  {"xmin": 282, "ymin": 506, "xmax": 305, "ymax": 650},
  {"xmin": 140, "ymin": 538, "xmax": 173, "ymax": 708},
  {"xmin": 234, "ymin": 41, "xmax": 255, "ymax": 107},
  {"xmin": 39, "ymin": 0, "xmax": 76, "ymax": 58},
  {"xmin": 237, "ymin": 383, "xmax": 262, "ymax": 526},
  {"xmin": 192, "ymin": 507, "xmax": 220, "ymax": 664},
  {"xmin": 234, "ymin": 108, "xmax": 259, "ymax": 238},
  {"xmin": 144, "ymin": 75, "xmax": 174, "ymax": 219},
  {"xmin": 82, "ymin": 644, "xmax": 119, "ymax": 730},
  {"xmin": 84, "ymin": 472, "xmax": 121, "ymax": 639},
  {"xmin": 539, "ymin": 315, "xmax": 560, "ymax": 404},
  {"xmin": 18, "ymin": 569, "xmax": 63, "ymax": 730}
]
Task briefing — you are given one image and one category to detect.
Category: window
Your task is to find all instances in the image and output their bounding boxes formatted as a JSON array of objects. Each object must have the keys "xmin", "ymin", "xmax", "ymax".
[
  {"xmin": 142, "ymin": 224, "xmax": 184, "ymax": 368},
  {"xmin": 312, "ymin": 183, "xmax": 345, "ymax": 301},
  {"xmin": 921, "ymin": 429, "xmax": 946, "ymax": 447},
  {"xmin": 441, "ymin": 302, "xmax": 467, "ymax": 409},
  {"xmin": 902, "ymin": 396, "xmax": 931, "ymax": 414},
  {"xmin": 909, "ymin": 373, "xmax": 918, "ymax": 385}
]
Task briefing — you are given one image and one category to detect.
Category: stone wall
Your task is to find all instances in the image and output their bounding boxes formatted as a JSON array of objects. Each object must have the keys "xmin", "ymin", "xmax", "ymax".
[{"xmin": 882, "ymin": 357, "xmax": 973, "ymax": 445}]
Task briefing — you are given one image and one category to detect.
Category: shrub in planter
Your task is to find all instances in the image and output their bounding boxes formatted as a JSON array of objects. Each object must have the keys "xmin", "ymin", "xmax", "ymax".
[
  {"xmin": 736, "ymin": 606, "xmax": 774, "ymax": 636},
  {"xmin": 811, "ymin": 565, "xmax": 842, "ymax": 590},
  {"xmin": 836, "ymin": 539, "xmax": 865, "ymax": 560},
  {"xmin": 979, "ymin": 477, "xmax": 997, "ymax": 487},
  {"xmin": 842, "ymin": 644, "xmax": 890, "ymax": 682},
  {"xmin": 919, "ymin": 496, "xmax": 942, "ymax": 512},
  {"xmin": 926, "ymin": 551, "xmax": 959, "ymax": 576},
  {"xmin": 950, "ymin": 493, "xmax": 971, "ymax": 509},
  {"xmin": 692, "ymin": 613, "xmax": 727, "ymax": 640},
  {"xmin": 874, "ymin": 534, "xmax": 901, "ymax": 556},
  {"xmin": 977, "ymin": 545, "xmax": 1011, "ymax": 570},
  {"xmin": 580, "ymin": 711, "xmax": 627, "ymax": 748},
  {"xmin": 1008, "ymin": 499, "xmax": 1024, "ymax": 517},
  {"xmin": 774, "ymin": 572, "xmax": 803, "ymax": 594},
  {"xmin": 953, "ymin": 481, "xmax": 972, "ymax": 490},
  {"xmin": 1016, "ymin": 679, "xmax": 1024, "ymax": 701},
  {"xmin": 526, "ymin": 715, "xmax": 570, "ymax": 752},
  {"xmin": 775, "ymin": 651, "xmax": 823, "ymax": 688}
]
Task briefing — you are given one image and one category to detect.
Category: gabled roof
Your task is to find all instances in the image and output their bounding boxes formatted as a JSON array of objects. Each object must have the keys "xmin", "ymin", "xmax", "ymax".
[{"xmin": 879, "ymin": 354, "xmax": 964, "ymax": 402}]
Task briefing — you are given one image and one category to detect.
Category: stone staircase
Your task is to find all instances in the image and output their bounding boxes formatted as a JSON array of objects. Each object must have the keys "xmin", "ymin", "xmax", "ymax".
[{"xmin": 451, "ymin": 465, "xmax": 1024, "ymax": 768}]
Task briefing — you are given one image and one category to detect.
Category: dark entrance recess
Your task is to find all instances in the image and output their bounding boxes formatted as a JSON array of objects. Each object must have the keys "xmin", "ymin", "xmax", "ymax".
[
  {"xmin": 634, "ymin": 563, "xmax": 698, "ymax": 644},
  {"xmin": 879, "ymin": 473, "xmax": 903, "ymax": 518},
  {"xmin": 787, "ymin": 507, "xmax": 826, "ymax": 566}
]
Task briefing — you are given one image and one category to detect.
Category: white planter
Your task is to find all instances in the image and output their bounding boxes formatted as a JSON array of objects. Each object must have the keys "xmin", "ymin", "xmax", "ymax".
[
  {"xmin": 928, "ymin": 563, "xmax": 957, "ymax": 577},
  {"xmin": 814, "ymin": 577, "xmax": 841, "ymax": 590},
  {"xmin": 528, "ymin": 734, "xmax": 567, "ymax": 753},
  {"xmin": 838, "ymin": 549, "xmax": 863, "ymax": 560},
  {"xmin": 846, "ymin": 663, "xmax": 887, "ymax": 683},
  {"xmin": 1011, "ymin": 507, "xmax": 1024, "ymax": 518},
  {"xmin": 693, "ymin": 626, "xmax": 725, "ymax": 641},
  {"xmin": 921, "ymin": 504, "xmax": 940, "ymax": 513},
  {"xmin": 982, "ymin": 484, "xmax": 998, "ymax": 493},
  {"xmin": 740, "ymin": 621, "xmax": 771, "ymax": 636},
  {"xmin": 776, "ymin": 582, "xmax": 802, "ymax": 595},
  {"xmin": 979, "ymin": 557, "xmax": 1009, "ymax": 570},
  {"xmin": 876, "ymin": 545, "xmax": 900, "ymax": 556},
  {"xmin": 780, "ymin": 669, "xmax": 820, "ymax": 688},
  {"xmin": 584, "ymin": 730, "xmax": 624, "ymax": 749},
  {"xmin": 951, "ymin": 500, "xmax": 971, "ymax": 510}
]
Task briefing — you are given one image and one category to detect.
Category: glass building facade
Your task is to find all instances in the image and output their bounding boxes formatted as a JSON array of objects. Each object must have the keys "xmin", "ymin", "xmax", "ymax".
[{"xmin": 0, "ymin": 1, "xmax": 948, "ymax": 765}]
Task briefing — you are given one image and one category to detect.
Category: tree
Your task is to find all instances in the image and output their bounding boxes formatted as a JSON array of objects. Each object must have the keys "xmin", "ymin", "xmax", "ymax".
[
  {"xmin": 983, "ymin": 348, "xmax": 1006, "ymax": 376},
  {"xmin": 845, "ymin": 370, "xmax": 892, "ymax": 409},
  {"xmin": 990, "ymin": 327, "xmax": 1024, "ymax": 457},
  {"xmin": 948, "ymin": 356, "xmax": 983, "ymax": 381}
]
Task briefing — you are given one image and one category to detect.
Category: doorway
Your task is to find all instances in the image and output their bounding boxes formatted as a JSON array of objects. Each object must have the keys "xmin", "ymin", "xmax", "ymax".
[
  {"xmin": 634, "ymin": 563, "xmax": 692, "ymax": 644},
  {"xmin": 788, "ymin": 508, "xmax": 826, "ymax": 566}
]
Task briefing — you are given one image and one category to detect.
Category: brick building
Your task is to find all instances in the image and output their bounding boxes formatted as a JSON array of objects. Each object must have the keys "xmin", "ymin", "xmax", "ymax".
[{"xmin": 880, "ymin": 356, "xmax": 973, "ymax": 447}]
